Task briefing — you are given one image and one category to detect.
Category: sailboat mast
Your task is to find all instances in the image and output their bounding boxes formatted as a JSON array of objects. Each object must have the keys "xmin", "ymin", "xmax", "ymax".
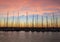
[
  {"xmin": 52, "ymin": 13, "xmax": 54, "ymax": 28},
  {"xmin": 56, "ymin": 16, "xmax": 58, "ymax": 28},
  {"xmin": 26, "ymin": 12, "xmax": 28, "ymax": 27},
  {"xmin": 12, "ymin": 12, "xmax": 14, "ymax": 27},
  {"xmin": 41, "ymin": 16, "xmax": 43, "ymax": 28},
  {"xmin": 46, "ymin": 16, "xmax": 48, "ymax": 28},
  {"xmin": 32, "ymin": 14, "xmax": 34, "ymax": 28},
  {"xmin": 18, "ymin": 11, "xmax": 20, "ymax": 27},
  {"xmin": 7, "ymin": 12, "xmax": 9, "ymax": 27}
]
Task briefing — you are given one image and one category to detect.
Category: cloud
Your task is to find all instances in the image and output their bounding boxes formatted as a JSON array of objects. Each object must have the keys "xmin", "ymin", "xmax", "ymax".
[
  {"xmin": 0, "ymin": 4, "xmax": 9, "ymax": 9},
  {"xmin": 0, "ymin": 0, "xmax": 60, "ymax": 14},
  {"xmin": 43, "ymin": 8, "xmax": 60, "ymax": 11}
]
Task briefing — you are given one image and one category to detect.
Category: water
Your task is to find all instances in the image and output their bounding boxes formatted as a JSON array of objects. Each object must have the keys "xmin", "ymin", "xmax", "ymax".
[{"xmin": 0, "ymin": 31, "xmax": 60, "ymax": 42}]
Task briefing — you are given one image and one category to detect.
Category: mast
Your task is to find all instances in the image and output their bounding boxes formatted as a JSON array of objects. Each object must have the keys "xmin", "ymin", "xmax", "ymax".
[
  {"xmin": 51, "ymin": 16, "xmax": 53, "ymax": 27},
  {"xmin": 52, "ymin": 12, "xmax": 54, "ymax": 28},
  {"xmin": 4, "ymin": 17, "xmax": 5, "ymax": 27},
  {"xmin": 12, "ymin": 12, "xmax": 14, "ymax": 27},
  {"xmin": 0, "ymin": 15, "xmax": 1, "ymax": 27},
  {"xmin": 56, "ymin": 16, "xmax": 58, "ymax": 28},
  {"xmin": 46, "ymin": 16, "xmax": 48, "ymax": 28},
  {"xmin": 32, "ymin": 14, "xmax": 34, "ymax": 28},
  {"xmin": 7, "ymin": 12, "xmax": 9, "ymax": 27},
  {"xmin": 3, "ymin": 13, "xmax": 5, "ymax": 27},
  {"xmin": 36, "ymin": 8, "xmax": 38, "ymax": 27},
  {"xmin": 36, "ymin": 14, "xmax": 38, "ymax": 27},
  {"xmin": 0, "ymin": 14, "xmax": 1, "ymax": 27},
  {"xmin": 18, "ymin": 11, "xmax": 20, "ymax": 27},
  {"xmin": 41, "ymin": 16, "xmax": 43, "ymax": 28},
  {"xmin": 26, "ymin": 12, "xmax": 28, "ymax": 27}
]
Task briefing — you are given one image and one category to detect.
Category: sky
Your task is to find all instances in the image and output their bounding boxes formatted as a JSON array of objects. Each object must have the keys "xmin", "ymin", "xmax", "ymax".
[
  {"xmin": 0, "ymin": 0, "xmax": 60, "ymax": 27},
  {"xmin": 0, "ymin": 0, "xmax": 60, "ymax": 15}
]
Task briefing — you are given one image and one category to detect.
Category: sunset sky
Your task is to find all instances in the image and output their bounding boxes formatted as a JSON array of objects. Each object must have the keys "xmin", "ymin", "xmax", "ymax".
[
  {"xmin": 0, "ymin": 0, "xmax": 60, "ymax": 27},
  {"xmin": 0, "ymin": 0, "xmax": 60, "ymax": 14}
]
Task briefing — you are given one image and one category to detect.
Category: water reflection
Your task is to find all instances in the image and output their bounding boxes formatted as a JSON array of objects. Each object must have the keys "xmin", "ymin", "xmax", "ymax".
[{"xmin": 0, "ymin": 31, "xmax": 60, "ymax": 42}]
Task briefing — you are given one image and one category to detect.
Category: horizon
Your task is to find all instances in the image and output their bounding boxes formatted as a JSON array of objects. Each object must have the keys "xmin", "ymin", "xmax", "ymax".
[
  {"xmin": 0, "ymin": 0, "xmax": 60, "ymax": 28},
  {"xmin": 0, "ymin": 11, "xmax": 60, "ymax": 27}
]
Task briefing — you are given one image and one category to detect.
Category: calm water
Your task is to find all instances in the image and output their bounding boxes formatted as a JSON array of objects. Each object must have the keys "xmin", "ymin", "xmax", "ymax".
[{"xmin": 0, "ymin": 31, "xmax": 60, "ymax": 42}]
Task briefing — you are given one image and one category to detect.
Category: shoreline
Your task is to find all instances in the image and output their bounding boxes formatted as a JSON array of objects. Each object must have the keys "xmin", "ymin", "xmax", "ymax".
[{"xmin": 0, "ymin": 27, "xmax": 60, "ymax": 32}]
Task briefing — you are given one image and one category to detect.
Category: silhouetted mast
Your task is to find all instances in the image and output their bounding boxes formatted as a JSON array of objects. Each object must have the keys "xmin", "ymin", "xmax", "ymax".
[
  {"xmin": 36, "ymin": 14, "xmax": 38, "ymax": 27},
  {"xmin": 56, "ymin": 16, "xmax": 58, "ymax": 28},
  {"xmin": 52, "ymin": 13, "xmax": 54, "ymax": 28},
  {"xmin": 26, "ymin": 12, "xmax": 28, "ymax": 27},
  {"xmin": 32, "ymin": 14, "xmax": 34, "ymax": 27},
  {"xmin": 36, "ymin": 8, "xmax": 38, "ymax": 27},
  {"xmin": 18, "ymin": 11, "xmax": 20, "ymax": 27},
  {"xmin": 3, "ymin": 13, "xmax": 5, "ymax": 27},
  {"xmin": 51, "ymin": 17, "xmax": 53, "ymax": 27},
  {"xmin": 0, "ymin": 14, "xmax": 1, "ymax": 27},
  {"xmin": 0, "ymin": 20, "xmax": 1, "ymax": 27},
  {"xmin": 4, "ymin": 15, "xmax": 5, "ymax": 27},
  {"xmin": 0, "ymin": 15, "xmax": 1, "ymax": 27},
  {"xmin": 41, "ymin": 16, "xmax": 43, "ymax": 28},
  {"xmin": 46, "ymin": 16, "xmax": 48, "ymax": 28},
  {"xmin": 12, "ymin": 12, "xmax": 14, "ymax": 27},
  {"xmin": 7, "ymin": 12, "xmax": 9, "ymax": 27}
]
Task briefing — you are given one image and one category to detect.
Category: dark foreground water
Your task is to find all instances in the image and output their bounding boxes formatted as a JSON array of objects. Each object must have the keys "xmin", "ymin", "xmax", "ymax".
[{"xmin": 0, "ymin": 31, "xmax": 60, "ymax": 42}]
